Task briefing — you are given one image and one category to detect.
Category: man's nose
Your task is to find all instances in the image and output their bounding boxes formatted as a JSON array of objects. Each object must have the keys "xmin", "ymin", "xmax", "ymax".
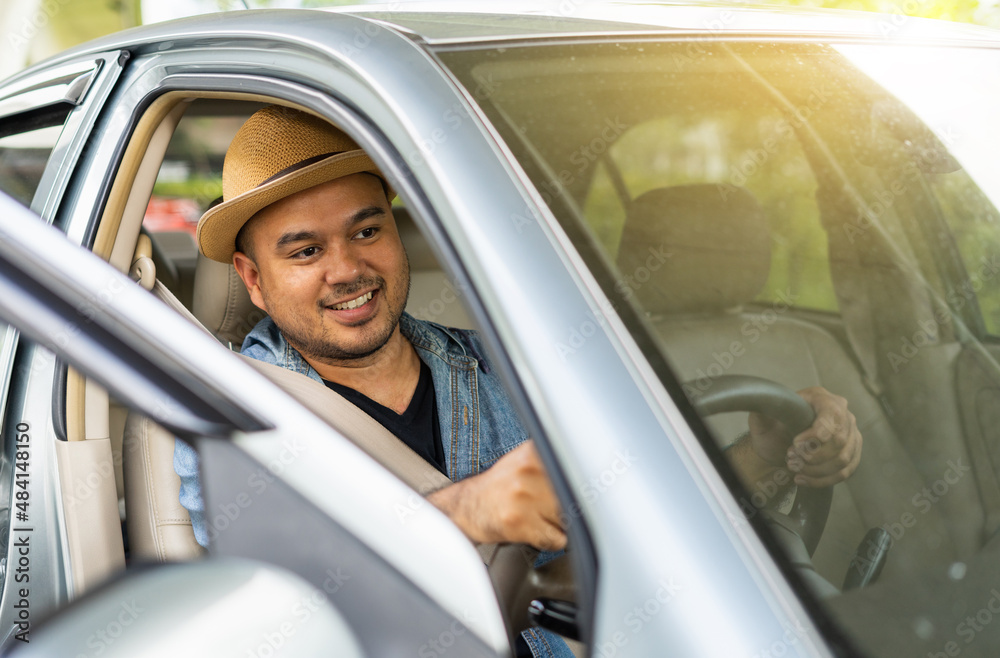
[{"xmin": 323, "ymin": 244, "xmax": 364, "ymax": 284}]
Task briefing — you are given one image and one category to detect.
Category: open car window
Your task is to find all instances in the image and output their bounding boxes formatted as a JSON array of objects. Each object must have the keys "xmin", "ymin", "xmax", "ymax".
[
  {"xmin": 0, "ymin": 124, "xmax": 65, "ymax": 208},
  {"xmin": 440, "ymin": 39, "xmax": 1000, "ymax": 656}
]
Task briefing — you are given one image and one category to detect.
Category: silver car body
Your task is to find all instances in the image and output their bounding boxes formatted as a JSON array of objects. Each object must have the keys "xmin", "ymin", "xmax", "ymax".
[{"xmin": 0, "ymin": 4, "xmax": 997, "ymax": 655}]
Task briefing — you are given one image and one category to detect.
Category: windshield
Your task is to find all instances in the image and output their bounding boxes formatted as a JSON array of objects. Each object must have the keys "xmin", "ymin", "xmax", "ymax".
[{"xmin": 440, "ymin": 39, "xmax": 1000, "ymax": 656}]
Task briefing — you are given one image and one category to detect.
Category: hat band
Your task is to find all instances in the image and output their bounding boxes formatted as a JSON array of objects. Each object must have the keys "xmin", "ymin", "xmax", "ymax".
[{"xmin": 257, "ymin": 152, "xmax": 337, "ymax": 187}]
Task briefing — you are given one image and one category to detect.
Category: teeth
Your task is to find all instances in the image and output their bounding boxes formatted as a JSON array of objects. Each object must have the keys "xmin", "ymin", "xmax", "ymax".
[{"xmin": 332, "ymin": 291, "xmax": 372, "ymax": 311}]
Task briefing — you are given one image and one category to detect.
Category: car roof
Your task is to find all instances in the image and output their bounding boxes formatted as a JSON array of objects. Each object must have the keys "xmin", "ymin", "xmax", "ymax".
[
  {"xmin": 329, "ymin": 1, "xmax": 1000, "ymax": 44},
  {"xmin": 7, "ymin": 2, "xmax": 1000, "ymax": 88}
]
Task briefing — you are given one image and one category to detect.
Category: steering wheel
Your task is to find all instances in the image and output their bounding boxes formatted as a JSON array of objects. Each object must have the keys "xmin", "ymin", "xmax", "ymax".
[{"xmin": 685, "ymin": 374, "xmax": 833, "ymax": 555}]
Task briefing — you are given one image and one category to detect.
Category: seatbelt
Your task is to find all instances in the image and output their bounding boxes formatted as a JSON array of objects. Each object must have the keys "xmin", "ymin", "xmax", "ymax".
[{"xmin": 239, "ymin": 356, "xmax": 453, "ymax": 494}]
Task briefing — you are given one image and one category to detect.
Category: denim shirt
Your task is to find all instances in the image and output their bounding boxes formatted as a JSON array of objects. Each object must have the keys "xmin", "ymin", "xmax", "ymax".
[{"xmin": 173, "ymin": 313, "xmax": 573, "ymax": 658}]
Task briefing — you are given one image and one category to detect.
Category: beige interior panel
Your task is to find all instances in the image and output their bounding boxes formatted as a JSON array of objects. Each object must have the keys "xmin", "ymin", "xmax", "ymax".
[
  {"xmin": 94, "ymin": 94, "xmax": 184, "ymax": 263},
  {"xmin": 55, "ymin": 439, "xmax": 126, "ymax": 595},
  {"xmin": 64, "ymin": 368, "xmax": 86, "ymax": 442},
  {"xmin": 84, "ymin": 379, "xmax": 110, "ymax": 440},
  {"xmin": 109, "ymin": 100, "xmax": 189, "ymax": 273}
]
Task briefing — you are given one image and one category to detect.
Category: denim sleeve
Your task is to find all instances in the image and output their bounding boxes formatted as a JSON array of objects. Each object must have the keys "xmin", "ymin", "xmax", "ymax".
[
  {"xmin": 520, "ymin": 628, "xmax": 576, "ymax": 658},
  {"xmin": 240, "ymin": 340, "xmax": 271, "ymax": 364},
  {"xmin": 534, "ymin": 549, "xmax": 566, "ymax": 568},
  {"xmin": 173, "ymin": 437, "xmax": 208, "ymax": 547}
]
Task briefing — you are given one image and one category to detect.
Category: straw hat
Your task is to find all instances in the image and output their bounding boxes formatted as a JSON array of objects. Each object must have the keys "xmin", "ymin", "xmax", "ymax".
[{"xmin": 197, "ymin": 105, "xmax": 392, "ymax": 262}]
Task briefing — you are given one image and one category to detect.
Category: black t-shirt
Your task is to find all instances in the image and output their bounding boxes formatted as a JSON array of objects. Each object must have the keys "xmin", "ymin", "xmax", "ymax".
[{"xmin": 322, "ymin": 360, "xmax": 448, "ymax": 476}]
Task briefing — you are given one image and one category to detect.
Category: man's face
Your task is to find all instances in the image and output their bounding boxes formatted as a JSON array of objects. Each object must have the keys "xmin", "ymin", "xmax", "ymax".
[{"xmin": 233, "ymin": 173, "xmax": 409, "ymax": 364}]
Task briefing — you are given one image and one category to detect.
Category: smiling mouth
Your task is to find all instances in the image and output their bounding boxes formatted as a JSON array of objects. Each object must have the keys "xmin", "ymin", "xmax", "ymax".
[{"xmin": 329, "ymin": 291, "xmax": 374, "ymax": 311}]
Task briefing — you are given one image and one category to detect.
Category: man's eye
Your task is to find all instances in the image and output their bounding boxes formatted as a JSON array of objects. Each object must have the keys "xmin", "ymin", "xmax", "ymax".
[
  {"xmin": 295, "ymin": 246, "xmax": 319, "ymax": 258},
  {"xmin": 355, "ymin": 227, "xmax": 378, "ymax": 239}
]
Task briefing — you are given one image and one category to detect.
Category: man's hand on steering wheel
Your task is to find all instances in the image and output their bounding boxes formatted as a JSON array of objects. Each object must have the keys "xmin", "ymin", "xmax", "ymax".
[{"xmin": 748, "ymin": 386, "xmax": 863, "ymax": 488}]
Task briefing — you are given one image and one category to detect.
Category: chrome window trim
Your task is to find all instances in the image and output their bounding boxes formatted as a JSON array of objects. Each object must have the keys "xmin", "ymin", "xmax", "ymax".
[
  {"xmin": 0, "ymin": 60, "xmax": 99, "ymax": 114},
  {"xmin": 33, "ymin": 51, "xmax": 126, "ymax": 221}
]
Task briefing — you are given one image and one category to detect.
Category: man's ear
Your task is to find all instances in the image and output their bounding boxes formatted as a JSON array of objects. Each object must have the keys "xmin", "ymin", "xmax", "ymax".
[{"xmin": 232, "ymin": 252, "xmax": 267, "ymax": 312}]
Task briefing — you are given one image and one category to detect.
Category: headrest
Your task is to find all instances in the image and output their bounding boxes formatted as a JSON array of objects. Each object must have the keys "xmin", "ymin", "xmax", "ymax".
[
  {"xmin": 616, "ymin": 184, "xmax": 771, "ymax": 314},
  {"xmin": 192, "ymin": 254, "xmax": 267, "ymax": 348}
]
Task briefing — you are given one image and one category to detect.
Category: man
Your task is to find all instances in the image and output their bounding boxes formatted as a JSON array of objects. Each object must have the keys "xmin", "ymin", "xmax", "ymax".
[{"xmin": 176, "ymin": 105, "xmax": 862, "ymax": 656}]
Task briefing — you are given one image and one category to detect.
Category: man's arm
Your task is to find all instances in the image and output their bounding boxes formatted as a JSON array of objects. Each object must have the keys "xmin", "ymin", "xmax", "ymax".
[{"xmin": 428, "ymin": 441, "xmax": 567, "ymax": 551}]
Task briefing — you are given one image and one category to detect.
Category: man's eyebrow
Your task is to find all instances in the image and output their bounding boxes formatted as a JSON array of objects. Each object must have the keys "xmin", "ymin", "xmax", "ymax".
[
  {"xmin": 275, "ymin": 230, "xmax": 320, "ymax": 250},
  {"xmin": 273, "ymin": 206, "xmax": 387, "ymax": 250},
  {"xmin": 349, "ymin": 205, "xmax": 387, "ymax": 225}
]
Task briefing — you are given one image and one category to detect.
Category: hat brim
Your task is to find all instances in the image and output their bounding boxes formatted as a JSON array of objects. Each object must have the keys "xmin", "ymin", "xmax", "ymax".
[{"xmin": 197, "ymin": 149, "xmax": 393, "ymax": 263}]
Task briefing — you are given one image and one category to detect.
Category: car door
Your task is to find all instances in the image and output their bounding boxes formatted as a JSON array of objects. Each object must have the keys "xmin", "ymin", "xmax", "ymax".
[
  {"xmin": 0, "ymin": 51, "xmax": 127, "ymax": 639},
  {"xmin": 122, "ymin": 21, "xmax": 829, "ymax": 658},
  {"xmin": 0, "ymin": 189, "xmax": 509, "ymax": 656}
]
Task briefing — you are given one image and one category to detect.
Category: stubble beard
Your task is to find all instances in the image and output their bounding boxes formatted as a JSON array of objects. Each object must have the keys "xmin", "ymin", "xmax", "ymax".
[{"xmin": 264, "ymin": 256, "xmax": 411, "ymax": 364}]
